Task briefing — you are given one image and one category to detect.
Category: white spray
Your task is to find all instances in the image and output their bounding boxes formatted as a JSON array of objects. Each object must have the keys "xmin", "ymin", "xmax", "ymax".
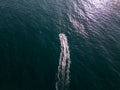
[{"xmin": 56, "ymin": 33, "xmax": 71, "ymax": 90}]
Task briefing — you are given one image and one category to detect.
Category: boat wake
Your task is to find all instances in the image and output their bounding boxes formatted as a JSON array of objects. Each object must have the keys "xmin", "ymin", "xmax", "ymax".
[{"xmin": 55, "ymin": 33, "xmax": 71, "ymax": 90}]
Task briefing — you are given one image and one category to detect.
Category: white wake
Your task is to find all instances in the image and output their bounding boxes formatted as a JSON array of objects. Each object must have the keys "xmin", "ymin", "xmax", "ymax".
[{"xmin": 56, "ymin": 33, "xmax": 71, "ymax": 90}]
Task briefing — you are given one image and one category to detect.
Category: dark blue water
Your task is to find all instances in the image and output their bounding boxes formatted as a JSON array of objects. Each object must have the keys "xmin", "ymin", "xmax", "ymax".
[{"xmin": 0, "ymin": 0, "xmax": 120, "ymax": 90}]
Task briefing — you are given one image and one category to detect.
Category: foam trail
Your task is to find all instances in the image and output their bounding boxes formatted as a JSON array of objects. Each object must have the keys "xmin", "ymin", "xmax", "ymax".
[{"xmin": 56, "ymin": 33, "xmax": 71, "ymax": 90}]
